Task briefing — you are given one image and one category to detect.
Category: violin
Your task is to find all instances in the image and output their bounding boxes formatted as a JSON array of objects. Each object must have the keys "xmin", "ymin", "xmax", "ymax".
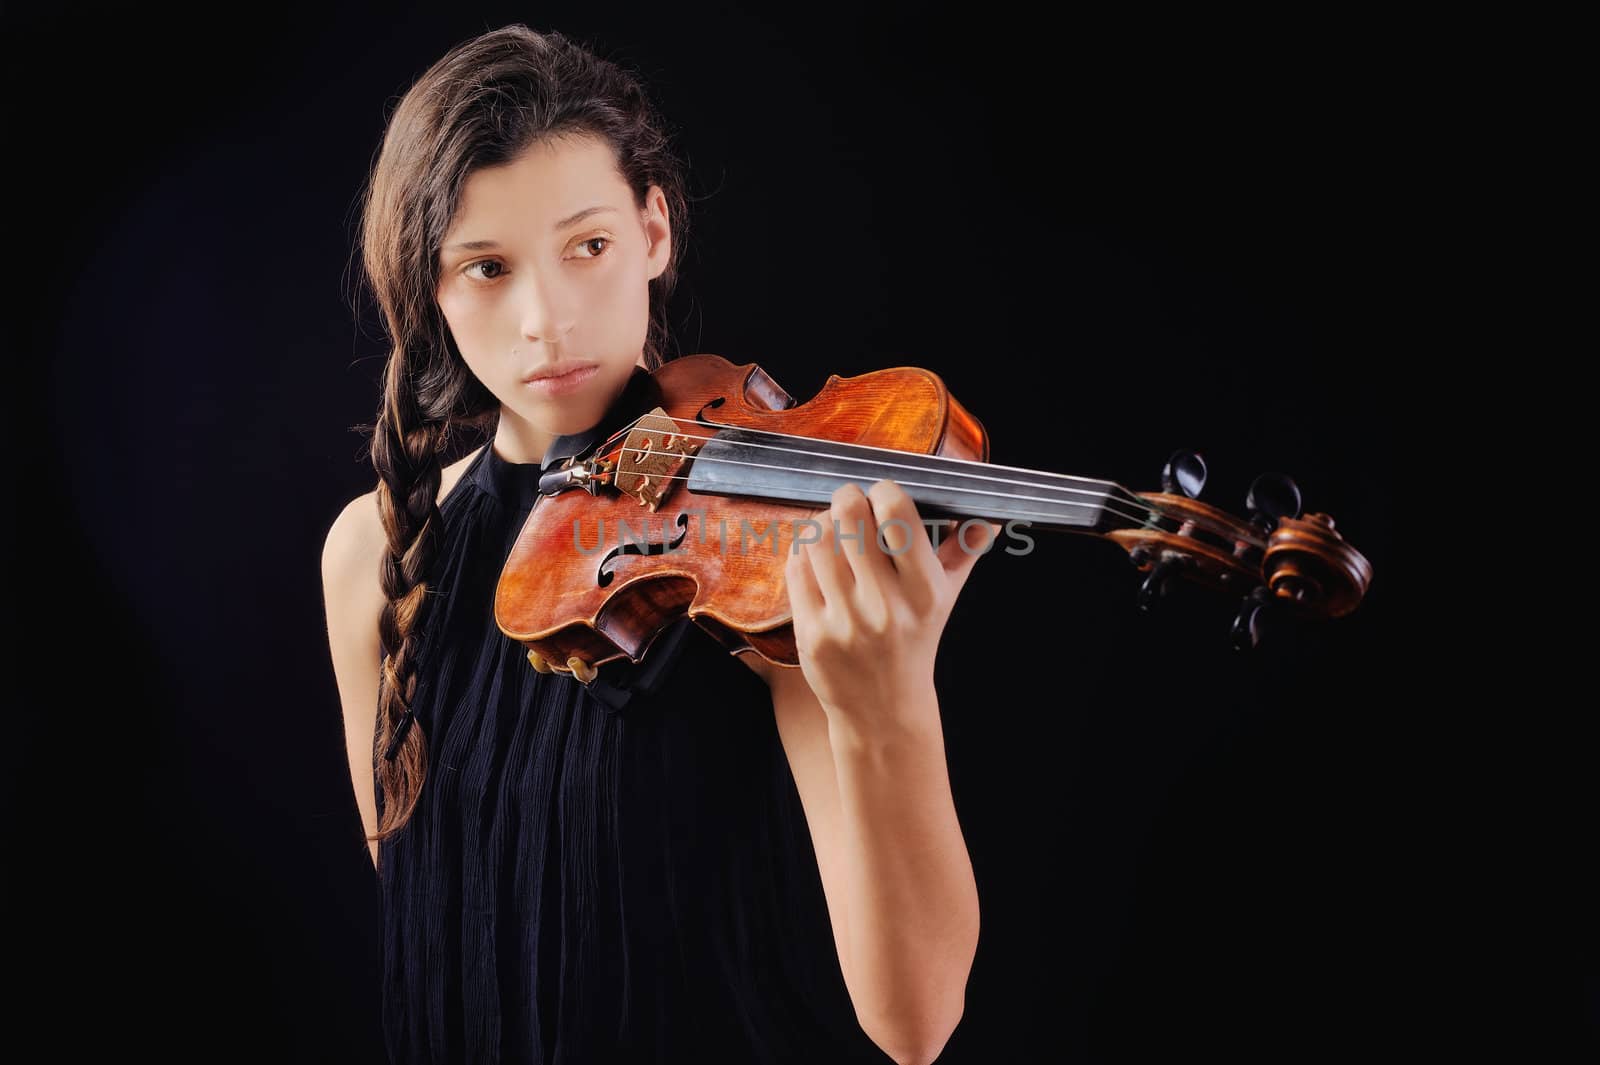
[{"xmin": 495, "ymin": 354, "xmax": 1372, "ymax": 684}]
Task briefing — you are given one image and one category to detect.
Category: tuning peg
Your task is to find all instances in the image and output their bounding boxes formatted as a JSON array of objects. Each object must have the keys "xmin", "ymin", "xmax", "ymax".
[
  {"xmin": 1245, "ymin": 472, "xmax": 1302, "ymax": 532},
  {"xmin": 1230, "ymin": 585, "xmax": 1273, "ymax": 651},
  {"xmin": 1161, "ymin": 449, "xmax": 1207, "ymax": 498},
  {"xmin": 1137, "ymin": 556, "xmax": 1182, "ymax": 612}
]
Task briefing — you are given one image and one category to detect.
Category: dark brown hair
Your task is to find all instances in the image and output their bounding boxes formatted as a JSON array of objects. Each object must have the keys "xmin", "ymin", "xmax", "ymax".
[{"xmin": 350, "ymin": 24, "xmax": 691, "ymax": 861}]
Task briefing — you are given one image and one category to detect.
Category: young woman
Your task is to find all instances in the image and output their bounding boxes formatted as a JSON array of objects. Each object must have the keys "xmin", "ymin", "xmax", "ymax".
[{"xmin": 321, "ymin": 24, "xmax": 993, "ymax": 1065}]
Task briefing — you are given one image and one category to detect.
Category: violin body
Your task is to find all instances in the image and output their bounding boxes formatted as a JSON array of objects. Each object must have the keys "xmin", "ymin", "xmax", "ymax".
[
  {"xmin": 495, "ymin": 353, "xmax": 1372, "ymax": 683},
  {"xmin": 495, "ymin": 354, "xmax": 989, "ymax": 679}
]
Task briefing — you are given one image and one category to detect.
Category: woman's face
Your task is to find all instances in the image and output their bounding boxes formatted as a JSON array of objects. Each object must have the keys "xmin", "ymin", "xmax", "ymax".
[{"xmin": 436, "ymin": 133, "xmax": 670, "ymax": 460}]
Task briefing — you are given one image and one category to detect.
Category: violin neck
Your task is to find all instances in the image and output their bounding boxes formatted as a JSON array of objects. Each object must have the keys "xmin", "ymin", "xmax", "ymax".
[{"xmin": 685, "ymin": 427, "xmax": 1150, "ymax": 535}]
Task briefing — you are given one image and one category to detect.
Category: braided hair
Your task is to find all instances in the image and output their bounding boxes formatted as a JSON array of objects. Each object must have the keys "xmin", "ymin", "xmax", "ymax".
[{"xmin": 349, "ymin": 24, "xmax": 691, "ymax": 861}]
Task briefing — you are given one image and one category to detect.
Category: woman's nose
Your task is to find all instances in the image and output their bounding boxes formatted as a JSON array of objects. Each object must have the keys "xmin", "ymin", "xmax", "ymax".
[{"xmin": 516, "ymin": 268, "xmax": 576, "ymax": 343}]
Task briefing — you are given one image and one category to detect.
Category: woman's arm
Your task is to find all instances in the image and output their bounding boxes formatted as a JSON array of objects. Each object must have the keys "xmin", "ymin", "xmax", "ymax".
[
  {"xmin": 752, "ymin": 653, "xmax": 978, "ymax": 1065},
  {"xmin": 761, "ymin": 478, "xmax": 997, "ymax": 1065},
  {"xmin": 319, "ymin": 455, "xmax": 475, "ymax": 871},
  {"xmin": 321, "ymin": 490, "xmax": 388, "ymax": 870}
]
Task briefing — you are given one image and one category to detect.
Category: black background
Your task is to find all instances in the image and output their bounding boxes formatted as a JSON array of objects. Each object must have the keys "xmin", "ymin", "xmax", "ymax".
[{"xmin": 6, "ymin": 4, "xmax": 1573, "ymax": 1063}]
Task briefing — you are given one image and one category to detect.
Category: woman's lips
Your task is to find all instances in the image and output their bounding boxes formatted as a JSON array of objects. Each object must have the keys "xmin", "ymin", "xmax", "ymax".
[{"xmin": 522, "ymin": 364, "xmax": 599, "ymax": 396}]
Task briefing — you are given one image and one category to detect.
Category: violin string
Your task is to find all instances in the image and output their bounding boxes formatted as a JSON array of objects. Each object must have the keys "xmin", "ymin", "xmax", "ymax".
[
  {"xmin": 605, "ymin": 412, "xmax": 1110, "ymax": 488},
  {"xmin": 591, "ymin": 442, "xmax": 1247, "ymax": 545},
  {"xmin": 691, "ymin": 416, "xmax": 1265, "ymax": 549},
  {"xmin": 600, "ymin": 414, "xmax": 1256, "ymax": 547},
  {"xmin": 591, "ymin": 413, "xmax": 1262, "ymax": 548},
  {"xmin": 593, "ymin": 467, "xmax": 1110, "ymax": 527},
  {"xmin": 660, "ymin": 426, "xmax": 1109, "ymax": 499},
  {"xmin": 607, "ymin": 446, "xmax": 1138, "ymax": 527}
]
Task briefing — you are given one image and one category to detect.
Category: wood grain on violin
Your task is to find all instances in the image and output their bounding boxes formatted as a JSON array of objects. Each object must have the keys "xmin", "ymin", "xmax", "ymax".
[{"xmin": 495, "ymin": 354, "xmax": 1372, "ymax": 683}]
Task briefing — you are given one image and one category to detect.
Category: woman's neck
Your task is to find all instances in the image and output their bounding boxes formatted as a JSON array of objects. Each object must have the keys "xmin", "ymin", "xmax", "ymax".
[{"xmin": 491, "ymin": 424, "xmax": 555, "ymax": 467}]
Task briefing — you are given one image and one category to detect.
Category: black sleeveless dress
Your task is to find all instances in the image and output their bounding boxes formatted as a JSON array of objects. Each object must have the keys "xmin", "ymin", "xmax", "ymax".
[{"xmin": 375, "ymin": 378, "xmax": 891, "ymax": 1064}]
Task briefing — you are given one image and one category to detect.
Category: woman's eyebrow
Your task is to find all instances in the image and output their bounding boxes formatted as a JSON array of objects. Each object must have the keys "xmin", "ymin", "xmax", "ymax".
[
  {"xmin": 446, "ymin": 205, "xmax": 620, "ymax": 252},
  {"xmin": 553, "ymin": 204, "xmax": 619, "ymax": 230}
]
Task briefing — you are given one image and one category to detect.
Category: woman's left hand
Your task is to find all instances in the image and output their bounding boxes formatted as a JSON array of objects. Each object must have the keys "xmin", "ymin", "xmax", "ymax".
[{"xmin": 784, "ymin": 480, "xmax": 1000, "ymax": 734}]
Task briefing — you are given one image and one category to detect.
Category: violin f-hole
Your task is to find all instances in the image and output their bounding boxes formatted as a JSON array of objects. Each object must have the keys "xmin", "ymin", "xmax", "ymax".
[
  {"xmin": 596, "ymin": 511, "xmax": 692, "ymax": 588},
  {"xmin": 695, "ymin": 395, "xmax": 726, "ymax": 423}
]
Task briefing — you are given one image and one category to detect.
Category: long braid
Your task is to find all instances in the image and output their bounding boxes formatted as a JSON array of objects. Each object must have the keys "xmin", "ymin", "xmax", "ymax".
[{"xmin": 369, "ymin": 347, "xmax": 447, "ymax": 859}]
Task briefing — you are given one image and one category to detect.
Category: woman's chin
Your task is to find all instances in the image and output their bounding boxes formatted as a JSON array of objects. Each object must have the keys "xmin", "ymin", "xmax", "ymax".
[{"xmin": 512, "ymin": 400, "xmax": 606, "ymax": 438}]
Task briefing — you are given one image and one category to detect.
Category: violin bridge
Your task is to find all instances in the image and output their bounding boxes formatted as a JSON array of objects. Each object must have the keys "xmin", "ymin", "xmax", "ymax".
[{"xmin": 614, "ymin": 408, "xmax": 701, "ymax": 512}]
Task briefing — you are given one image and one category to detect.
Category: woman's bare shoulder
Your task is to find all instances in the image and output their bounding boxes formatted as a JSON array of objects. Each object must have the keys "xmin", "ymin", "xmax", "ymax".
[{"xmin": 325, "ymin": 444, "xmax": 488, "ymax": 563}]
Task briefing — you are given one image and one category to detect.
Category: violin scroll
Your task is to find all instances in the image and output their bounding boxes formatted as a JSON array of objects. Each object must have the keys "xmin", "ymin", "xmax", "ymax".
[{"xmin": 1109, "ymin": 452, "xmax": 1373, "ymax": 650}]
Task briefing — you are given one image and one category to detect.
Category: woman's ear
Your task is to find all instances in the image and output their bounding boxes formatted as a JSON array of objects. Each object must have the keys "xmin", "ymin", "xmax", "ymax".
[{"xmin": 644, "ymin": 185, "xmax": 671, "ymax": 280}]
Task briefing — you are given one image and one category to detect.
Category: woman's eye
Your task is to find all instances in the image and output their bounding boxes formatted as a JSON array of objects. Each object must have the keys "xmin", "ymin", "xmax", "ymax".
[{"xmin": 461, "ymin": 238, "xmax": 610, "ymax": 283}]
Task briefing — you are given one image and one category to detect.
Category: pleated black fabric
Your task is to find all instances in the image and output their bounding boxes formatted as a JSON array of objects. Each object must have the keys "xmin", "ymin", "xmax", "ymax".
[{"xmin": 375, "ymin": 437, "xmax": 891, "ymax": 1065}]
